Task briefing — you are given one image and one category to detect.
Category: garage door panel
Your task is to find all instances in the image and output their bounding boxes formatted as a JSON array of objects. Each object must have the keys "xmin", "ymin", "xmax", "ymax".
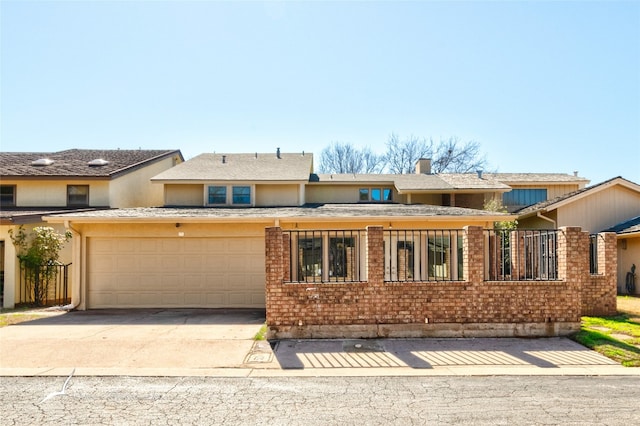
[{"xmin": 88, "ymin": 237, "xmax": 265, "ymax": 308}]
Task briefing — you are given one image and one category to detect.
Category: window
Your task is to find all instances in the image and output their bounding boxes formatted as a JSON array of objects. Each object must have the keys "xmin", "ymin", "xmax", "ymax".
[
  {"xmin": 208, "ymin": 186, "xmax": 227, "ymax": 204},
  {"xmin": 232, "ymin": 186, "xmax": 251, "ymax": 204},
  {"xmin": 0, "ymin": 185, "xmax": 16, "ymax": 206},
  {"xmin": 503, "ymin": 189, "xmax": 547, "ymax": 207},
  {"xmin": 67, "ymin": 185, "xmax": 89, "ymax": 206},
  {"xmin": 359, "ymin": 187, "xmax": 392, "ymax": 202}
]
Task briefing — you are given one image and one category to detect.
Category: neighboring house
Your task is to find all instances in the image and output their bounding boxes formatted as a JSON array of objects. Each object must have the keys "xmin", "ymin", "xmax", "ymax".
[
  {"xmin": 515, "ymin": 176, "xmax": 640, "ymax": 294},
  {"xmin": 0, "ymin": 149, "xmax": 183, "ymax": 308},
  {"xmin": 41, "ymin": 150, "xmax": 591, "ymax": 313},
  {"xmin": 605, "ymin": 215, "xmax": 640, "ymax": 295}
]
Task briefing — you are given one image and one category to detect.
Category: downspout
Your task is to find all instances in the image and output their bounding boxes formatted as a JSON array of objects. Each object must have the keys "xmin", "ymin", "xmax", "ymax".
[
  {"xmin": 64, "ymin": 220, "xmax": 82, "ymax": 311},
  {"xmin": 536, "ymin": 211, "xmax": 556, "ymax": 228}
]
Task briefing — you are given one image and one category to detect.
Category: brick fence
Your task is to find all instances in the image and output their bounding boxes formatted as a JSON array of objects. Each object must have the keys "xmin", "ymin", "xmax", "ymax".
[{"xmin": 265, "ymin": 226, "xmax": 617, "ymax": 339}]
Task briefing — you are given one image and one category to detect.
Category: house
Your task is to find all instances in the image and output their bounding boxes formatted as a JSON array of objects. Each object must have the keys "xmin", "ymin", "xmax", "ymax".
[
  {"xmin": 0, "ymin": 149, "xmax": 184, "ymax": 308},
  {"xmin": 515, "ymin": 176, "xmax": 640, "ymax": 294},
  {"xmin": 39, "ymin": 151, "xmax": 592, "ymax": 316}
]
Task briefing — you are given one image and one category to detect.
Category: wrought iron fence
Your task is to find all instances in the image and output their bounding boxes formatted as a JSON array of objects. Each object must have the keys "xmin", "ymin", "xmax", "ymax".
[
  {"xmin": 589, "ymin": 234, "xmax": 599, "ymax": 275},
  {"xmin": 18, "ymin": 261, "xmax": 71, "ymax": 307},
  {"xmin": 285, "ymin": 230, "xmax": 365, "ymax": 283},
  {"xmin": 383, "ymin": 229, "xmax": 464, "ymax": 282},
  {"xmin": 486, "ymin": 229, "xmax": 558, "ymax": 281}
]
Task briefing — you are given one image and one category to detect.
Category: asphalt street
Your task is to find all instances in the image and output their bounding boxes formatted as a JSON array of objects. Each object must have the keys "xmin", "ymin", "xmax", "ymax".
[{"xmin": 2, "ymin": 375, "xmax": 639, "ymax": 425}]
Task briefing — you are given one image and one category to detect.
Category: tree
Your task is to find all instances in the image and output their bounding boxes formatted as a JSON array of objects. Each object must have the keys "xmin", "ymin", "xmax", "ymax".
[
  {"xmin": 431, "ymin": 137, "xmax": 489, "ymax": 173},
  {"xmin": 318, "ymin": 142, "xmax": 382, "ymax": 174},
  {"xmin": 8, "ymin": 226, "xmax": 72, "ymax": 306},
  {"xmin": 383, "ymin": 133, "xmax": 432, "ymax": 174}
]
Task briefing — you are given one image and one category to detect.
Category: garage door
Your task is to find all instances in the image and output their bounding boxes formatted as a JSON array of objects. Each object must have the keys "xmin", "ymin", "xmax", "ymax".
[{"xmin": 87, "ymin": 237, "xmax": 265, "ymax": 308}]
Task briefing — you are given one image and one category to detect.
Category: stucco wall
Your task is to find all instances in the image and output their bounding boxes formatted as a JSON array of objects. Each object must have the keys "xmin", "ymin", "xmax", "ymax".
[
  {"xmin": 3, "ymin": 179, "xmax": 110, "ymax": 207},
  {"xmin": 111, "ymin": 156, "xmax": 179, "ymax": 207}
]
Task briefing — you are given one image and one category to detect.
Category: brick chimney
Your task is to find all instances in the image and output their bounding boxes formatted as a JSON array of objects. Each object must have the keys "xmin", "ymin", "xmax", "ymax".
[{"xmin": 415, "ymin": 158, "xmax": 431, "ymax": 174}]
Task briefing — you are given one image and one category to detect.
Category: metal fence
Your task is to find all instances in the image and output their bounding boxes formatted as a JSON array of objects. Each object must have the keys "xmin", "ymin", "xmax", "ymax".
[
  {"xmin": 486, "ymin": 230, "xmax": 558, "ymax": 281},
  {"xmin": 285, "ymin": 230, "xmax": 365, "ymax": 283},
  {"xmin": 383, "ymin": 229, "xmax": 464, "ymax": 282},
  {"xmin": 589, "ymin": 234, "xmax": 599, "ymax": 275},
  {"xmin": 18, "ymin": 261, "xmax": 71, "ymax": 307}
]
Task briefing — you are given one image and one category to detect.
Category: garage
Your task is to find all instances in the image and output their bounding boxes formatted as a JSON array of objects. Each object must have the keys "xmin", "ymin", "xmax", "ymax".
[{"xmin": 87, "ymin": 236, "xmax": 265, "ymax": 309}]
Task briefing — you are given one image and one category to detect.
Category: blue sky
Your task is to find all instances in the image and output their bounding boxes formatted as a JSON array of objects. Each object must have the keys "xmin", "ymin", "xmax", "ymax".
[{"xmin": 1, "ymin": 1, "xmax": 639, "ymax": 185}]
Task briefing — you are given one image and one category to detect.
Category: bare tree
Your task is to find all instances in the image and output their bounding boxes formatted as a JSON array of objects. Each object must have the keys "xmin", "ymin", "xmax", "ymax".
[
  {"xmin": 318, "ymin": 142, "xmax": 382, "ymax": 174},
  {"xmin": 383, "ymin": 133, "xmax": 433, "ymax": 174},
  {"xmin": 431, "ymin": 137, "xmax": 489, "ymax": 173}
]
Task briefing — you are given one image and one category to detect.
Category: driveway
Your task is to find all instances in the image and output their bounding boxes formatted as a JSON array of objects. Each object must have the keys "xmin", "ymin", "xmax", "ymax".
[{"xmin": 0, "ymin": 309, "xmax": 268, "ymax": 376}]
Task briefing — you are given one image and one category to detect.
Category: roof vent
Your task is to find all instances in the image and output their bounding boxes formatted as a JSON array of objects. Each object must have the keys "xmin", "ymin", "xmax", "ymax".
[
  {"xmin": 88, "ymin": 158, "xmax": 109, "ymax": 167},
  {"xmin": 477, "ymin": 170, "xmax": 483, "ymax": 179},
  {"xmin": 222, "ymin": 155, "xmax": 227, "ymax": 164},
  {"xmin": 276, "ymin": 147, "xmax": 281, "ymax": 159},
  {"xmin": 31, "ymin": 158, "xmax": 54, "ymax": 166}
]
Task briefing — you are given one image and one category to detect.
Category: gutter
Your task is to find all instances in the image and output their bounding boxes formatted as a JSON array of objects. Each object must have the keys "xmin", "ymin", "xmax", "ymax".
[{"xmin": 536, "ymin": 211, "xmax": 556, "ymax": 227}]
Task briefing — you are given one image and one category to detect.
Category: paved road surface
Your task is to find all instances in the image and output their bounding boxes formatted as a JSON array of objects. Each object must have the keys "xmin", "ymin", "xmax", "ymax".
[{"xmin": 2, "ymin": 376, "xmax": 639, "ymax": 425}]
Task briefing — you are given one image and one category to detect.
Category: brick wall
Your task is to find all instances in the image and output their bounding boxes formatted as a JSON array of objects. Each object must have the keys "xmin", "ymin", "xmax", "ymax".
[
  {"xmin": 582, "ymin": 232, "xmax": 617, "ymax": 316},
  {"xmin": 265, "ymin": 226, "xmax": 617, "ymax": 339}
]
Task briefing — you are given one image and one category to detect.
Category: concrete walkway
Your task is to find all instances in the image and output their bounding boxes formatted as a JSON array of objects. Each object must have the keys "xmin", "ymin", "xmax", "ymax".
[{"xmin": 1, "ymin": 309, "xmax": 638, "ymax": 377}]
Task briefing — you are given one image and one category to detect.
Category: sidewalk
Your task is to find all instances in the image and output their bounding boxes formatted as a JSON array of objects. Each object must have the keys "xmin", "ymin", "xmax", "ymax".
[{"xmin": 1, "ymin": 309, "xmax": 638, "ymax": 377}]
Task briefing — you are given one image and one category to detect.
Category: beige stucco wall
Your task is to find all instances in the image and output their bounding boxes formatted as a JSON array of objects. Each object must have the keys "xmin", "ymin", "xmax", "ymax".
[
  {"xmin": 306, "ymin": 185, "xmax": 398, "ymax": 204},
  {"xmin": 556, "ymin": 186, "xmax": 640, "ymax": 233},
  {"xmin": 0, "ymin": 222, "xmax": 73, "ymax": 308},
  {"xmin": 617, "ymin": 237, "xmax": 640, "ymax": 295},
  {"xmin": 164, "ymin": 184, "xmax": 204, "ymax": 206},
  {"xmin": 3, "ymin": 179, "xmax": 110, "ymax": 207},
  {"xmin": 508, "ymin": 183, "xmax": 582, "ymax": 199},
  {"xmin": 111, "ymin": 156, "xmax": 179, "ymax": 207},
  {"xmin": 255, "ymin": 184, "xmax": 300, "ymax": 206}
]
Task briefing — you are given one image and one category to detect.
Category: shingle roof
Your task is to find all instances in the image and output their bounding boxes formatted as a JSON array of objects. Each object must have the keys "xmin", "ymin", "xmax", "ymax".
[
  {"xmin": 0, "ymin": 149, "xmax": 182, "ymax": 178},
  {"xmin": 44, "ymin": 203, "xmax": 512, "ymax": 221},
  {"xmin": 311, "ymin": 173, "xmax": 510, "ymax": 192},
  {"xmin": 604, "ymin": 215, "xmax": 640, "ymax": 235},
  {"xmin": 0, "ymin": 207, "xmax": 108, "ymax": 225},
  {"xmin": 485, "ymin": 173, "xmax": 589, "ymax": 184},
  {"xmin": 151, "ymin": 152, "xmax": 313, "ymax": 182}
]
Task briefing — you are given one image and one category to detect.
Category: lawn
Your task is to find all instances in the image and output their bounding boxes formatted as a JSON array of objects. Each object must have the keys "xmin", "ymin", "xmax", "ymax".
[
  {"xmin": 572, "ymin": 295, "xmax": 640, "ymax": 367},
  {"xmin": 0, "ymin": 307, "xmax": 65, "ymax": 327}
]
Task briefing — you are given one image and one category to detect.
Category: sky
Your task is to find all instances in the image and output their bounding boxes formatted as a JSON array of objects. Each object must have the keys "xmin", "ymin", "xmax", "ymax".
[{"xmin": 1, "ymin": 0, "xmax": 639, "ymax": 185}]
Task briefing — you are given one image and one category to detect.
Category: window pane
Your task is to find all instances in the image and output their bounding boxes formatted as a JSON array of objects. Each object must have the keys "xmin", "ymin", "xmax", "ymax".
[
  {"xmin": 208, "ymin": 186, "xmax": 226, "ymax": 204},
  {"xmin": 232, "ymin": 186, "xmax": 250, "ymax": 204},
  {"xmin": 383, "ymin": 188, "xmax": 392, "ymax": 201},
  {"xmin": 0, "ymin": 185, "xmax": 15, "ymax": 206},
  {"xmin": 67, "ymin": 185, "xmax": 89, "ymax": 206},
  {"xmin": 371, "ymin": 188, "xmax": 382, "ymax": 201},
  {"xmin": 359, "ymin": 188, "xmax": 369, "ymax": 201},
  {"xmin": 503, "ymin": 189, "xmax": 547, "ymax": 207},
  {"xmin": 298, "ymin": 237, "xmax": 323, "ymax": 280},
  {"xmin": 329, "ymin": 237, "xmax": 356, "ymax": 281}
]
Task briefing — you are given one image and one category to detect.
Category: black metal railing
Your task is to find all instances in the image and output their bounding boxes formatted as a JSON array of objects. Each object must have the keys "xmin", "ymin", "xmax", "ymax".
[
  {"xmin": 18, "ymin": 261, "xmax": 71, "ymax": 307},
  {"xmin": 383, "ymin": 229, "xmax": 464, "ymax": 282},
  {"xmin": 486, "ymin": 230, "xmax": 558, "ymax": 281},
  {"xmin": 589, "ymin": 234, "xmax": 599, "ymax": 275},
  {"xmin": 285, "ymin": 230, "xmax": 364, "ymax": 283}
]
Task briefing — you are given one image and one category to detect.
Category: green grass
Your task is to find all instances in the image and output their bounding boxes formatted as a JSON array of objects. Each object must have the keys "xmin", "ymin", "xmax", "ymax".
[
  {"xmin": 254, "ymin": 323, "xmax": 268, "ymax": 341},
  {"xmin": 572, "ymin": 297, "xmax": 640, "ymax": 367}
]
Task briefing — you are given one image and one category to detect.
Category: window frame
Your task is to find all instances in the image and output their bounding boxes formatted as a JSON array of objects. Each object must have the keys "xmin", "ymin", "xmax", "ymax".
[
  {"xmin": 208, "ymin": 186, "xmax": 227, "ymax": 204},
  {"xmin": 359, "ymin": 187, "xmax": 393, "ymax": 202},
  {"xmin": 205, "ymin": 184, "xmax": 253, "ymax": 206},
  {"xmin": 232, "ymin": 185, "xmax": 251, "ymax": 205},
  {"xmin": 67, "ymin": 185, "xmax": 90, "ymax": 207},
  {"xmin": 0, "ymin": 185, "xmax": 16, "ymax": 206}
]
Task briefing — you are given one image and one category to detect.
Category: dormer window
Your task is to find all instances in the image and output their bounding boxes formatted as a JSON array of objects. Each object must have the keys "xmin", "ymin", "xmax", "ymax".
[
  {"xmin": 88, "ymin": 158, "xmax": 109, "ymax": 167},
  {"xmin": 31, "ymin": 158, "xmax": 54, "ymax": 166}
]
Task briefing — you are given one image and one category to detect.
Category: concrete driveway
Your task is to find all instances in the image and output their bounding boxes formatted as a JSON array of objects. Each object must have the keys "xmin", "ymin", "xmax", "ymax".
[{"xmin": 0, "ymin": 309, "xmax": 269, "ymax": 376}]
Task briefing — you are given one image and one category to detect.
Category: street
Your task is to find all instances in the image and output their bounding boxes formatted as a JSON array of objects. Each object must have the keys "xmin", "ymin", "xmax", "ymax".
[{"xmin": 1, "ymin": 376, "xmax": 638, "ymax": 425}]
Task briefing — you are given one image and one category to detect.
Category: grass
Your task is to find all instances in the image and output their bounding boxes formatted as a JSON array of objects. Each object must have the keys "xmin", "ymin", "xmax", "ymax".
[
  {"xmin": 0, "ymin": 306, "xmax": 64, "ymax": 327},
  {"xmin": 572, "ymin": 295, "xmax": 640, "ymax": 367},
  {"xmin": 254, "ymin": 323, "xmax": 268, "ymax": 341}
]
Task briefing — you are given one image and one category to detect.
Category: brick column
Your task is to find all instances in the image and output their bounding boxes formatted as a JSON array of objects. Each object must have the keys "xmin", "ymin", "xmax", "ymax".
[
  {"xmin": 557, "ymin": 227, "xmax": 586, "ymax": 321},
  {"xmin": 366, "ymin": 226, "xmax": 384, "ymax": 285},
  {"xmin": 265, "ymin": 227, "xmax": 284, "ymax": 326},
  {"xmin": 463, "ymin": 226, "xmax": 484, "ymax": 284},
  {"xmin": 595, "ymin": 232, "xmax": 617, "ymax": 315}
]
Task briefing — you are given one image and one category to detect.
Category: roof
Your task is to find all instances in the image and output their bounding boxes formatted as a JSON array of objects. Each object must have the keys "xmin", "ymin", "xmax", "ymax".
[
  {"xmin": 44, "ymin": 203, "xmax": 513, "ymax": 222},
  {"xmin": 0, "ymin": 207, "xmax": 109, "ymax": 225},
  {"xmin": 311, "ymin": 173, "xmax": 510, "ymax": 192},
  {"xmin": 151, "ymin": 152, "xmax": 313, "ymax": 182},
  {"xmin": 516, "ymin": 176, "xmax": 640, "ymax": 217},
  {"xmin": 604, "ymin": 215, "xmax": 640, "ymax": 236},
  {"xmin": 0, "ymin": 149, "xmax": 182, "ymax": 179},
  {"xmin": 485, "ymin": 172, "xmax": 590, "ymax": 184}
]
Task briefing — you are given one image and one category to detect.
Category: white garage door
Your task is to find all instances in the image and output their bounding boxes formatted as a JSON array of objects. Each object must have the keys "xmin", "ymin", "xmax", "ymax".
[{"xmin": 87, "ymin": 237, "xmax": 265, "ymax": 308}]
